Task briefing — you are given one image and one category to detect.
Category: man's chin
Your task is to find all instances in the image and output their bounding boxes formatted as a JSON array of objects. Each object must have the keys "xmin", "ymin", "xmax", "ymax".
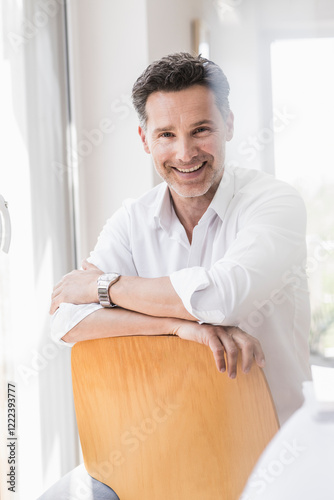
[{"xmin": 168, "ymin": 183, "xmax": 212, "ymax": 199}]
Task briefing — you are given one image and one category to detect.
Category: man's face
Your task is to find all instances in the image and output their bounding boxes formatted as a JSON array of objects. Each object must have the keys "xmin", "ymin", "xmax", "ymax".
[{"xmin": 139, "ymin": 85, "xmax": 234, "ymax": 201}]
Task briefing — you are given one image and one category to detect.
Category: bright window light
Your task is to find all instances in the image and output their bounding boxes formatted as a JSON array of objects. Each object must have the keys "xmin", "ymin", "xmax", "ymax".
[{"xmin": 271, "ymin": 37, "xmax": 334, "ymax": 359}]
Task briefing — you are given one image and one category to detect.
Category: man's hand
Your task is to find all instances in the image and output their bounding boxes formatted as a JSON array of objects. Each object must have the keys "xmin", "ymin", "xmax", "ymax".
[
  {"xmin": 50, "ymin": 261, "xmax": 103, "ymax": 314},
  {"xmin": 171, "ymin": 321, "xmax": 265, "ymax": 378}
]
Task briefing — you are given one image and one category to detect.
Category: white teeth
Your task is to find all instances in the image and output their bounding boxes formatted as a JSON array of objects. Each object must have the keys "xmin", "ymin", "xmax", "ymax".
[{"xmin": 175, "ymin": 162, "xmax": 204, "ymax": 173}]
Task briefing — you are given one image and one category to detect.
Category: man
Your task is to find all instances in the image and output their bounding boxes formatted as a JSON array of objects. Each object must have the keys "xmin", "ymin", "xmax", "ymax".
[{"xmin": 43, "ymin": 53, "xmax": 311, "ymax": 499}]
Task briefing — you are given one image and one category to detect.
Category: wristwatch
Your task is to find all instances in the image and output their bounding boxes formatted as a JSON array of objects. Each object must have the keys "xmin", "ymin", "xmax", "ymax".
[{"xmin": 97, "ymin": 273, "xmax": 121, "ymax": 308}]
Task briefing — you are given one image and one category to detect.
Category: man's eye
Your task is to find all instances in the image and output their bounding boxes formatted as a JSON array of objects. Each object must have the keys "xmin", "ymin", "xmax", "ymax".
[
  {"xmin": 194, "ymin": 127, "xmax": 209, "ymax": 134},
  {"xmin": 160, "ymin": 132, "xmax": 174, "ymax": 138}
]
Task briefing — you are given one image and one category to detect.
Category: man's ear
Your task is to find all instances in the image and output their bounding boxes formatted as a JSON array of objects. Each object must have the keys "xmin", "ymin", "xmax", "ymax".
[
  {"xmin": 225, "ymin": 111, "xmax": 234, "ymax": 142},
  {"xmin": 138, "ymin": 126, "xmax": 151, "ymax": 154}
]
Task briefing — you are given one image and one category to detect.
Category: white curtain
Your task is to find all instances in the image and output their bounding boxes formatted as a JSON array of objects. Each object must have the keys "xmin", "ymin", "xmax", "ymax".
[{"xmin": 0, "ymin": 1, "xmax": 79, "ymax": 498}]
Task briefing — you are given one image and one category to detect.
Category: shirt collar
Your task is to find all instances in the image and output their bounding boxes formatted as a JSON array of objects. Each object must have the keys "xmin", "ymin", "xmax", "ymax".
[
  {"xmin": 153, "ymin": 183, "xmax": 174, "ymax": 231},
  {"xmin": 207, "ymin": 165, "xmax": 235, "ymax": 222}
]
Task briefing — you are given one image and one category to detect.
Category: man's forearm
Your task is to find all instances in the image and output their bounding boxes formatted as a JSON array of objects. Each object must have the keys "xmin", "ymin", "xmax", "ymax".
[
  {"xmin": 62, "ymin": 306, "xmax": 181, "ymax": 344},
  {"xmin": 110, "ymin": 276, "xmax": 197, "ymax": 321},
  {"xmin": 50, "ymin": 263, "xmax": 196, "ymax": 321},
  {"xmin": 61, "ymin": 305, "xmax": 265, "ymax": 378}
]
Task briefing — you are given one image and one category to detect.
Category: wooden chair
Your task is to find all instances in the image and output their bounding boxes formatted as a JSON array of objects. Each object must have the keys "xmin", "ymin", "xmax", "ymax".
[{"xmin": 71, "ymin": 336, "xmax": 279, "ymax": 499}]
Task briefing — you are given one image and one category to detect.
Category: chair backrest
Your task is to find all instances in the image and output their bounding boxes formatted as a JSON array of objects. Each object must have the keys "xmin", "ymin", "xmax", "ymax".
[{"xmin": 71, "ymin": 336, "xmax": 279, "ymax": 500}]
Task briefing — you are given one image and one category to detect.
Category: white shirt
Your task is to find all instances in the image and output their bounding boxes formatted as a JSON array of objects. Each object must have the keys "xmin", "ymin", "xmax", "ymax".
[{"xmin": 51, "ymin": 165, "xmax": 311, "ymax": 424}]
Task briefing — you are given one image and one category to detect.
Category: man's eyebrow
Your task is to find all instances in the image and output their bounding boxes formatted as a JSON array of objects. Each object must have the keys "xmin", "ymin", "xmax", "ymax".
[
  {"xmin": 152, "ymin": 120, "xmax": 216, "ymax": 135},
  {"xmin": 152, "ymin": 125, "xmax": 176, "ymax": 134},
  {"xmin": 191, "ymin": 120, "xmax": 216, "ymax": 128}
]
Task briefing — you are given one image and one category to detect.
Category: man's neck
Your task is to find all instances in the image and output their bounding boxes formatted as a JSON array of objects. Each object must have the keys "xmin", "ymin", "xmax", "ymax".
[{"xmin": 170, "ymin": 190, "xmax": 214, "ymax": 244}]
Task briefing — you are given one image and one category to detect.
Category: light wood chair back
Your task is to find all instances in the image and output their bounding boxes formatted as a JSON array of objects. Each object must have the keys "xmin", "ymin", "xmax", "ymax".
[{"xmin": 71, "ymin": 336, "xmax": 279, "ymax": 500}]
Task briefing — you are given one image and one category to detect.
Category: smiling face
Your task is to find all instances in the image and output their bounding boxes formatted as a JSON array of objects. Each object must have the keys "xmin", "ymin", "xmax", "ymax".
[{"xmin": 139, "ymin": 85, "xmax": 234, "ymax": 203}]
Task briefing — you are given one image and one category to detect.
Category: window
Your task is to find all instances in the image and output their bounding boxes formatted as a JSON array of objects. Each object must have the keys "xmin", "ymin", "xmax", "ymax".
[
  {"xmin": 271, "ymin": 37, "xmax": 334, "ymax": 360},
  {"xmin": 0, "ymin": 1, "xmax": 78, "ymax": 497}
]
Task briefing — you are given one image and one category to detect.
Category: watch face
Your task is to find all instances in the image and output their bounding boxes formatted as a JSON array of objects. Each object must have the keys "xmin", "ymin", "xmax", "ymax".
[
  {"xmin": 104, "ymin": 273, "xmax": 119, "ymax": 281},
  {"xmin": 98, "ymin": 273, "xmax": 118, "ymax": 283}
]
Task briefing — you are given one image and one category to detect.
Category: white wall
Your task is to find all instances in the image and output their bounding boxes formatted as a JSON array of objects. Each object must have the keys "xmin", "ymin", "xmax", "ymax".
[
  {"xmin": 196, "ymin": 0, "xmax": 270, "ymax": 172},
  {"xmin": 67, "ymin": 0, "xmax": 152, "ymax": 261},
  {"xmin": 146, "ymin": 0, "xmax": 202, "ymax": 62}
]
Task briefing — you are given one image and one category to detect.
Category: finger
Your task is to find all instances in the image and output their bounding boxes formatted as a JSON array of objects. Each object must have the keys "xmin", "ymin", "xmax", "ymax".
[
  {"xmin": 52, "ymin": 280, "xmax": 63, "ymax": 293},
  {"xmin": 49, "ymin": 297, "xmax": 58, "ymax": 315},
  {"xmin": 228, "ymin": 328, "xmax": 265, "ymax": 373},
  {"xmin": 52, "ymin": 271, "xmax": 77, "ymax": 292},
  {"xmin": 253, "ymin": 341, "xmax": 265, "ymax": 368},
  {"xmin": 51, "ymin": 282, "xmax": 63, "ymax": 298},
  {"xmin": 218, "ymin": 332, "xmax": 239, "ymax": 378},
  {"xmin": 82, "ymin": 259, "xmax": 99, "ymax": 271},
  {"xmin": 207, "ymin": 335, "xmax": 226, "ymax": 373},
  {"xmin": 227, "ymin": 327, "xmax": 253, "ymax": 373},
  {"xmin": 50, "ymin": 286, "xmax": 65, "ymax": 314}
]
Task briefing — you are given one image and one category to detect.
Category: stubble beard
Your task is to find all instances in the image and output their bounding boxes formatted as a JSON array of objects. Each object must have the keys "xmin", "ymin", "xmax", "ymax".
[{"xmin": 155, "ymin": 158, "xmax": 224, "ymax": 200}]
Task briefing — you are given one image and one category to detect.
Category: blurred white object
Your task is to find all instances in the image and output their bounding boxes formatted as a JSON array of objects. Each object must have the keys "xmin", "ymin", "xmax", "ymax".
[
  {"xmin": 240, "ymin": 367, "xmax": 334, "ymax": 500},
  {"xmin": 311, "ymin": 365, "xmax": 334, "ymax": 419},
  {"xmin": 0, "ymin": 193, "xmax": 11, "ymax": 253}
]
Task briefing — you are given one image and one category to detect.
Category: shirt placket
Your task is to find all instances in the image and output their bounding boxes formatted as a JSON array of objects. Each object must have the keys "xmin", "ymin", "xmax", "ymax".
[
  {"xmin": 186, "ymin": 226, "xmax": 202, "ymax": 267},
  {"xmin": 187, "ymin": 212, "xmax": 215, "ymax": 267}
]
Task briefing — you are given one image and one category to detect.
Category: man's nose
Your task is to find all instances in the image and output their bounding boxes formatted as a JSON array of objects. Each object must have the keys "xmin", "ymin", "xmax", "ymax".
[{"xmin": 175, "ymin": 136, "xmax": 198, "ymax": 164}]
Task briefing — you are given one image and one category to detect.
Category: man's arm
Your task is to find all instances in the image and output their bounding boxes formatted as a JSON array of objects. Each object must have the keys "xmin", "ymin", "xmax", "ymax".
[
  {"xmin": 109, "ymin": 275, "xmax": 196, "ymax": 320},
  {"xmin": 49, "ymin": 262, "xmax": 195, "ymax": 320},
  {"xmin": 59, "ymin": 306, "xmax": 265, "ymax": 378}
]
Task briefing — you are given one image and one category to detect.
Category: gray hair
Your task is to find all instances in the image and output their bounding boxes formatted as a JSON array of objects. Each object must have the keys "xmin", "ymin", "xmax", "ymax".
[{"xmin": 132, "ymin": 52, "xmax": 231, "ymax": 129}]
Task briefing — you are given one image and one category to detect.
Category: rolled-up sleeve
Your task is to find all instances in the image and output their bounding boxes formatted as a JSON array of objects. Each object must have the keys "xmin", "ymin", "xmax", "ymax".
[
  {"xmin": 170, "ymin": 188, "xmax": 307, "ymax": 326},
  {"xmin": 50, "ymin": 303, "xmax": 102, "ymax": 346}
]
